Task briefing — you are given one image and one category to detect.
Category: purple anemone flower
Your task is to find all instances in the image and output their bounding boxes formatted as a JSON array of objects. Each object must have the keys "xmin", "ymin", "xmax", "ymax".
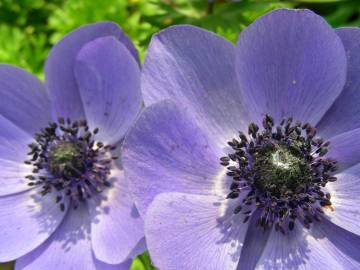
[
  {"xmin": 0, "ymin": 22, "xmax": 144, "ymax": 269},
  {"xmin": 123, "ymin": 9, "xmax": 360, "ymax": 270}
]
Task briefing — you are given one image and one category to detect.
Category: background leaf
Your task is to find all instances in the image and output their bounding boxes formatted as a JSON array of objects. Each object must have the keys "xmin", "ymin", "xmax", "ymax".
[
  {"xmin": 0, "ymin": 262, "xmax": 14, "ymax": 270},
  {"xmin": 130, "ymin": 252, "xmax": 156, "ymax": 270}
]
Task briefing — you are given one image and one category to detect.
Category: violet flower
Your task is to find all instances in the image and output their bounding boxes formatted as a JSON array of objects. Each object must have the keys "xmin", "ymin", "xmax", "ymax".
[
  {"xmin": 0, "ymin": 22, "xmax": 144, "ymax": 269},
  {"xmin": 123, "ymin": 9, "xmax": 360, "ymax": 269}
]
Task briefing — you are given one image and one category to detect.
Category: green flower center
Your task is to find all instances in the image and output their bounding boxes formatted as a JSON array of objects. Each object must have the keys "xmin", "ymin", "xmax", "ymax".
[
  {"xmin": 253, "ymin": 143, "xmax": 311, "ymax": 196},
  {"xmin": 221, "ymin": 115, "xmax": 338, "ymax": 232},
  {"xmin": 25, "ymin": 118, "xmax": 117, "ymax": 211},
  {"xmin": 48, "ymin": 141, "xmax": 86, "ymax": 178}
]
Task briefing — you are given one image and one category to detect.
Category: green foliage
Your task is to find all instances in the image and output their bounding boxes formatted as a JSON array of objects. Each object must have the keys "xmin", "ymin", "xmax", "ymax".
[
  {"xmin": 308, "ymin": 0, "xmax": 360, "ymax": 27},
  {"xmin": 143, "ymin": 0, "xmax": 291, "ymax": 43},
  {"xmin": 0, "ymin": 0, "xmax": 359, "ymax": 269},
  {"xmin": 0, "ymin": 0, "xmax": 63, "ymax": 77},
  {"xmin": 0, "ymin": 262, "xmax": 14, "ymax": 270},
  {"xmin": 0, "ymin": 0, "xmax": 359, "ymax": 77},
  {"xmin": 48, "ymin": 0, "xmax": 158, "ymax": 61},
  {"xmin": 131, "ymin": 252, "xmax": 156, "ymax": 270}
]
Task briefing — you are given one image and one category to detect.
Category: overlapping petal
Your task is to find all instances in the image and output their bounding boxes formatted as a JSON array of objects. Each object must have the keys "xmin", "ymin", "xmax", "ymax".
[
  {"xmin": 0, "ymin": 64, "xmax": 51, "ymax": 135},
  {"xmin": 75, "ymin": 36, "xmax": 141, "ymax": 144},
  {"xmin": 88, "ymin": 169, "xmax": 144, "ymax": 264},
  {"xmin": 327, "ymin": 128, "xmax": 360, "ymax": 171},
  {"xmin": 235, "ymin": 9, "xmax": 346, "ymax": 125},
  {"xmin": 123, "ymin": 100, "xmax": 228, "ymax": 217},
  {"xmin": 15, "ymin": 204, "xmax": 131, "ymax": 270},
  {"xmin": 0, "ymin": 65, "xmax": 51, "ymax": 195},
  {"xmin": 0, "ymin": 116, "xmax": 34, "ymax": 196},
  {"xmin": 45, "ymin": 22, "xmax": 138, "ymax": 120},
  {"xmin": 0, "ymin": 188, "xmax": 68, "ymax": 262},
  {"xmin": 142, "ymin": 25, "xmax": 250, "ymax": 146},
  {"xmin": 255, "ymin": 223, "xmax": 344, "ymax": 270},
  {"xmin": 236, "ymin": 212, "xmax": 271, "ymax": 270},
  {"xmin": 318, "ymin": 27, "xmax": 360, "ymax": 138},
  {"xmin": 310, "ymin": 219, "xmax": 360, "ymax": 270},
  {"xmin": 324, "ymin": 163, "xmax": 360, "ymax": 236},
  {"xmin": 145, "ymin": 192, "xmax": 248, "ymax": 270}
]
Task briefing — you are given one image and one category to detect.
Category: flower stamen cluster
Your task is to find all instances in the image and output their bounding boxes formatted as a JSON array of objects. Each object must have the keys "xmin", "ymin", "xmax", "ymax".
[
  {"xmin": 220, "ymin": 115, "xmax": 338, "ymax": 233},
  {"xmin": 25, "ymin": 118, "xmax": 117, "ymax": 211}
]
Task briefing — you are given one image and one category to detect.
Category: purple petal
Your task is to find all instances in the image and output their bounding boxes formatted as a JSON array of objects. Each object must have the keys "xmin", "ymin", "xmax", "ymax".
[
  {"xmin": 93, "ymin": 260, "xmax": 131, "ymax": 270},
  {"xmin": 129, "ymin": 237, "xmax": 147, "ymax": 258},
  {"xmin": 255, "ymin": 222, "xmax": 344, "ymax": 269},
  {"xmin": 74, "ymin": 36, "xmax": 141, "ymax": 144},
  {"xmin": 327, "ymin": 128, "xmax": 360, "ymax": 171},
  {"xmin": 0, "ymin": 188, "xmax": 68, "ymax": 262},
  {"xmin": 0, "ymin": 64, "xmax": 51, "ymax": 135},
  {"xmin": 142, "ymin": 25, "xmax": 250, "ymax": 146},
  {"xmin": 145, "ymin": 192, "xmax": 248, "ymax": 270},
  {"xmin": 0, "ymin": 65, "xmax": 51, "ymax": 196},
  {"xmin": 324, "ymin": 163, "xmax": 360, "ymax": 236},
  {"xmin": 317, "ymin": 28, "xmax": 360, "ymax": 138},
  {"xmin": 15, "ymin": 204, "xmax": 131, "ymax": 270},
  {"xmin": 236, "ymin": 210, "xmax": 271, "ymax": 270},
  {"xmin": 45, "ymin": 22, "xmax": 138, "ymax": 120},
  {"xmin": 310, "ymin": 219, "xmax": 360, "ymax": 269},
  {"xmin": 0, "ymin": 117, "xmax": 34, "ymax": 196},
  {"xmin": 122, "ymin": 100, "xmax": 227, "ymax": 216},
  {"xmin": 88, "ymin": 168, "xmax": 144, "ymax": 264},
  {"xmin": 235, "ymin": 9, "xmax": 346, "ymax": 125}
]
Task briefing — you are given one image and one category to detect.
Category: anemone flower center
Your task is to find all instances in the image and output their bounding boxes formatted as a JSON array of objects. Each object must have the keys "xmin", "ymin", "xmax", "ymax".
[
  {"xmin": 253, "ymin": 143, "xmax": 311, "ymax": 196},
  {"xmin": 48, "ymin": 141, "xmax": 86, "ymax": 178},
  {"xmin": 25, "ymin": 118, "xmax": 117, "ymax": 211},
  {"xmin": 220, "ymin": 115, "xmax": 338, "ymax": 233}
]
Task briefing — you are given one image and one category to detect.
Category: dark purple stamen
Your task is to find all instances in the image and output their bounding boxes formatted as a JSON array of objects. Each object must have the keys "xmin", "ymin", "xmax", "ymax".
[
  {"xmin": 25, "ymin": 118, "xmax": 117, "ymax": 211},
  {"xmin": 220, "ymin": 114, "xmax": 337, "ymax": 234}
]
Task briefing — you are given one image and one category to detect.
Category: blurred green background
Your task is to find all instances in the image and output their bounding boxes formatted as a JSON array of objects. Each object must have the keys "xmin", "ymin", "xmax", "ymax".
[
  {"xmin": 1, "ymin": 0, "xmax": 360, "ymax": 78},
  {"xmin": 0, "ymin": 0, "xmax": 359, "ymax": 269}
]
